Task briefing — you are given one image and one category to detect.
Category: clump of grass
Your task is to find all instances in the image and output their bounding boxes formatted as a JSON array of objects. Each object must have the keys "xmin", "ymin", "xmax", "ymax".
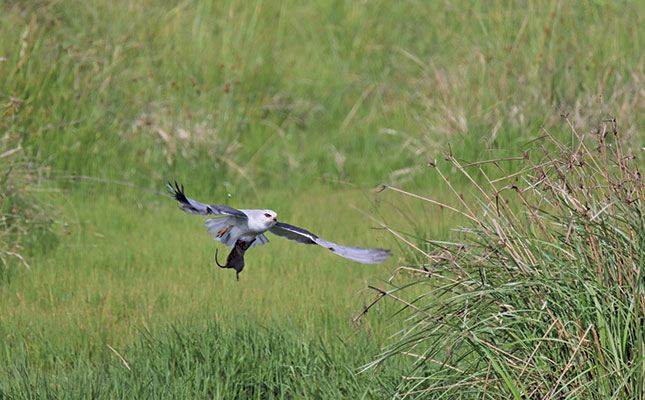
[
  {"xmin": 0, "ymin": 133, "xmax": 57, "ymax": 278},
  {"xmin": 364, "ymin": 117, "xmax": 644, "ymax": 398}
]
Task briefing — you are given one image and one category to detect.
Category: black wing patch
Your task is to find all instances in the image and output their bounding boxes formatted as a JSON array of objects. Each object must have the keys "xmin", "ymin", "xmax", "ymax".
[{"xmin": 270, "ymin": 222, "xmax": 318, "ymax": 243}]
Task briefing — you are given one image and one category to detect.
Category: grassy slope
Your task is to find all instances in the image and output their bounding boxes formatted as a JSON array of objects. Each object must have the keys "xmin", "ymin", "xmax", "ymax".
[
  {"xmin": 1, "ymin": 0, "xmax": 644, "ymax": 397},
  {"xmin": 3, "ymin": 0, "xmax": 643, "ymax": 192}
]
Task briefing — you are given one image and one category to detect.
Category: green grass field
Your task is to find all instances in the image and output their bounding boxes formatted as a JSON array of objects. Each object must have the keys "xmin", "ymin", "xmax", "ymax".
[{"xmin": 2, "ymin": 0, "xmax": 644, "ymax": 398}]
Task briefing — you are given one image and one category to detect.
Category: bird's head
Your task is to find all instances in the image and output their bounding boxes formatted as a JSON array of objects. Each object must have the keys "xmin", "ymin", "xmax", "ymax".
[{"xmin": 261, "ymin": 210, "xmax": 278, "ymax": 225}]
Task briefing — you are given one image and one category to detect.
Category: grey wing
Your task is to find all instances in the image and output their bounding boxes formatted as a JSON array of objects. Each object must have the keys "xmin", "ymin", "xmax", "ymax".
[
  {"xmin": 167, "ymin": 182, "xmax": 247, "ymax": 218},
  {"xmin": 269, "ymin": 222, "xmax": 392, "ymax": 264}
]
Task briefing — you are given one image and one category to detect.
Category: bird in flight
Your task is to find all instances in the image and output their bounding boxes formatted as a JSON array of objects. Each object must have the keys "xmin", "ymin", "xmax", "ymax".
[{"xmin": 167, "ymin": 182, "xmax": 392, "ymax": 280}]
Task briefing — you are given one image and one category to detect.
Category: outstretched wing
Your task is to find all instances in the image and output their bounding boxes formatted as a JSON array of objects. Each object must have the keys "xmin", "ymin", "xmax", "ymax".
[
  {"xmin": 167, "ymin": 182, "xmax": 247, "ymax": 218},
  {"xmin": 269, "ymin": 222, "xmax": 392, "ymax": 264}
]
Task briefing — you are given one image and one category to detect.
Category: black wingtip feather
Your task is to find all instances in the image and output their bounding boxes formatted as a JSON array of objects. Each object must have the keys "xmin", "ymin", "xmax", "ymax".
[{"xmin": 167, "ymin": 181, "xmax": 190, "ymax": 204}]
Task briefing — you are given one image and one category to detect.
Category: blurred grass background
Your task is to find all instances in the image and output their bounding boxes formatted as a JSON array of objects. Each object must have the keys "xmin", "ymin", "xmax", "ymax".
[{"xmin": 1, "ymin": 0, "xmax": 644, "ymax": 397}]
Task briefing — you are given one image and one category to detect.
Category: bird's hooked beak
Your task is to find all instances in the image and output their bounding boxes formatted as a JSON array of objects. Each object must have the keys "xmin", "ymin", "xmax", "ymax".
[{"xmin": 271, "ymin": 216, "xmax": 277, "ymax": 222}]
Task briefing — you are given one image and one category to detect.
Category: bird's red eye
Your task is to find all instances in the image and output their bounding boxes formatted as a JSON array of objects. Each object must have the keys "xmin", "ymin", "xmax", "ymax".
[{"xmin": 264, "ymin": 213, "xmax": 271, "ymax": 218}]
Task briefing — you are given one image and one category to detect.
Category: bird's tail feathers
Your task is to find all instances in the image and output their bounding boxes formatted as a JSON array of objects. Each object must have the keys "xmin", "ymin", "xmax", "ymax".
[{"xmin": 205, "ymin": 217, "xmax": 236, "ymax": 247}]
